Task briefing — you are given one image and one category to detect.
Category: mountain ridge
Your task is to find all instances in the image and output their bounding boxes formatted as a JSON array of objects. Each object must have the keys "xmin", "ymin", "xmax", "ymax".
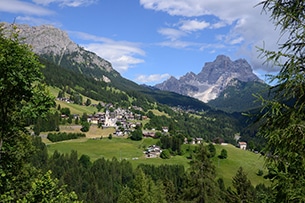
[
  {"xmin": 155, "ymin": 55, "xmax": 263, "ymax": 102},
  {"xmin": 6, "ymin": 22, "xmax": 212, "ymax": 111},
  {"xmin": 4, "ymin": 22, "xmax": 116, "ymax": 82}
]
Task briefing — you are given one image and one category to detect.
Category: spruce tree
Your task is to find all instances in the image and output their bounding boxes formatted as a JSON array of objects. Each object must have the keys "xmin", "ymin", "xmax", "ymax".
[
  {"xmin": 256, "ymin": 0, "xmax": 305, "ymax": 201},
  {"xmin": 182, "ymin": 144, "xmax": 223, "ymax": 202},
  {"xmin": 231, "ymin": 167, "xmax": 255, "ymax": 203}
]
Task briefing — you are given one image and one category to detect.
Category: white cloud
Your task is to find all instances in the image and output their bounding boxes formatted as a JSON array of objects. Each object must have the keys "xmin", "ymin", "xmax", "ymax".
[
  {"xmin": 0, "ymin": 0, "xmax": 53, "ymax": 15},
  {"xmin": 70, "ymin": 31, "xmax": 145, "ymax": 72},
  {"xmin": 16, "ymin": 16, "xmax": 61, "ymax": 27},
  {"xmin": 135, "ymin": 73, "xmax": 171, "ymax": 84},
  {"xmin": 158, "ymin": 28, "xmax": 186, "ymax": 41},
  {"xmin": 140, "ymin": 0, "xmax": 283, "ymax": 72},
  {"xmin": 157, "ymin": 40, "xmax": 201, "ymax": 49},
  {"xmin": 140, "ymin": 0, "xmax": 257, "ymax": 22},
  {"xmin": 179, "ymin": 19, "xmax": 210, "ymax": 32},
  {"xmin": 211, "ymin": 21, "xmax": 227, "ymax": 29},
  {"xmin": 33, "ymin": 0, "xmax": 97, "ymax": 7},
  {"xmin": 84, "ymin": 43, "xmax": 145, "ymax": 72}
]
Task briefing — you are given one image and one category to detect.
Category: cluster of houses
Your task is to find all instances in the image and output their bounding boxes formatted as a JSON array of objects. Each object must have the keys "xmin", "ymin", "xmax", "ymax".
[
  {"xmin": 184, "ymin": 137, "xmax": 204, "ymax": 145},
  {"xmin": 144, "ymin": 145, "xmax": 162, "ymax": 158},
  {"xmin": 86, "ymin": 107, "xmax": 148, "ymax": 136},
  {"xmin": 57, "ymin": 97, "xmax": 147, "ymax": 136}
]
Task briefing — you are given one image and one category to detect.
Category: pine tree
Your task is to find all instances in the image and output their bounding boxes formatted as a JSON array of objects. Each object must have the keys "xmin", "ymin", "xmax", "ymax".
[
  {"xmin": 255, "ymin": 0, "xmax": 305, "ymax": 201},
  {"xmin": 231, "ymin": 167, "xmax": 255, "ymax": 203},
  {"xmin": 182, "ymin": 144, "xmax": 223, "ymax": 202}
]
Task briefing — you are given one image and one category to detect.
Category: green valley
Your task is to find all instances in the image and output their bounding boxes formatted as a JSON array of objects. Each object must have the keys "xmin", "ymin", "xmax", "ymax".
[{"xmin": 44, "ymin": 134, "xmax": 268, "ymax": 187}]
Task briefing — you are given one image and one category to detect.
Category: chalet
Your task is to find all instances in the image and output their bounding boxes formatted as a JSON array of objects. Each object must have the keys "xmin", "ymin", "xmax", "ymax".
[
  {"xmin": 143, "ymin": 131, "xmax": 155, "ymax": 138},
  {"xmin": 185, "ymin": 137, "xmax": 204, "ymax": 144},
  {"xmin": 238, "ymin": 142, "xmax": 247, "ymax": 150},
  {"xmin": 145, "ymin": 145, "xmax": 162, "ymax": 158}
]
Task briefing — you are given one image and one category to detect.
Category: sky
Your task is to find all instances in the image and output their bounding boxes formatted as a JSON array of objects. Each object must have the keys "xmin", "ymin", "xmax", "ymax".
[{"xmin": 0, "ymin": 0, "xmax": 282, "ymax": 85}]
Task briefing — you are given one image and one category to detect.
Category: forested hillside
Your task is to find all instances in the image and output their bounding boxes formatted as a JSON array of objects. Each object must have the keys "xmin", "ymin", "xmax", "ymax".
[
  {"xmin": 39, "ymin": 55, "xmax": 255, "ymax": 144},
  {"xmin": 208, "ymin": 80, "xmax": 270, "ymax": 113}
]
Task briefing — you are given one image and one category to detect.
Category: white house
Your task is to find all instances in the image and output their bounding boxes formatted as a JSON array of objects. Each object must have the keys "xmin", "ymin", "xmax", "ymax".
[{"xmin": 238, "ymin": 142, "xmax": 247, "ymax": 150}]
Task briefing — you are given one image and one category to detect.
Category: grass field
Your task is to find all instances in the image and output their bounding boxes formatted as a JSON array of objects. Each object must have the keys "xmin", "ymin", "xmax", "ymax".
[
  {"xmin": 45, "ymin": 132, "xmax": 269, "ymax": 187},
  {"xmin": 211, "ymin": 144, "xmax": 269, "ymax": 186}
]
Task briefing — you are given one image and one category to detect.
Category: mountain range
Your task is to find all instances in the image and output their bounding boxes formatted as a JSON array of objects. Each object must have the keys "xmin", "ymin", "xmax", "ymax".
[{"xmin": 5, "ymin": 22, "xmax": 268, "ymax": 112}]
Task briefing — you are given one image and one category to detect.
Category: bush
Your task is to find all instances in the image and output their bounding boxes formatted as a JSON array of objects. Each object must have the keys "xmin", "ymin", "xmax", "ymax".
[
  {"xmin": 160, "ymin": 149, "xmax": 171, "ymax": 159},
  {"xmin": 218, "ymin": 149, "xmax": 228, "ymax": 159},
  {"xmin": 80, "ymin": 122, "xmax": 90, "ymax": 132},
  {"xmin": 108, "ymin": 134, "xmax": 112, "ymax": 140},
  {"xmin": 130, "ymin": 129, "xmax": 143, "ymax": 141}
]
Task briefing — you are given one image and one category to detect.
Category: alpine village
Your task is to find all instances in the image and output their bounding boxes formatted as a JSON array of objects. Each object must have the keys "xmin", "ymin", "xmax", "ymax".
[{"xmin": 1, "ymin": 2, "xmax": 305, "ymax": 202}]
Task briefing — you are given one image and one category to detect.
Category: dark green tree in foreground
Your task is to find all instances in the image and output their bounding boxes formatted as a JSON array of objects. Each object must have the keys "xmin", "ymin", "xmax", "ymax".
[
  {"xmin": 256, "ymin": 0, "xmax": 305, "ymax": 201},
  {"xmin": 182, "ymin": 144, "xmax": 222, "ymax": 202},
  {"xmin": 226, "ymin": 167, "xmax": 255, "ymax": 203},
  {"xmin": 0, "ymin": 24, "xmax": 77, "ymax": 201}
]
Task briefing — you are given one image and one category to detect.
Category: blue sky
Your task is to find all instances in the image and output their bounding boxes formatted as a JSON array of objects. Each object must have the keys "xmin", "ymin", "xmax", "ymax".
[{"xmin": 0, "ymin": 0, "xmax": 281, "ymax": 85}]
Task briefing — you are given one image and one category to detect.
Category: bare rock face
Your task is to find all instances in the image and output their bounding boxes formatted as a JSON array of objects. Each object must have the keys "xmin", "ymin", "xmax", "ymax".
[
  {"xmin": 3, "ymin": 23, "xmax": 114, "ymax": 82},
  {"xmin": 155, "ymin": 55, "xmax": 262, "ymax": 102}
]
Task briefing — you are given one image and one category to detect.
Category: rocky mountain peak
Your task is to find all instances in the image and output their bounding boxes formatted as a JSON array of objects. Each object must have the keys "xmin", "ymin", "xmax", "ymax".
[
  {"xmin": 15, "ymin": 24, "xmax": 78, "ymax": 55},
  {"xmin": 155, "ymin": 55, "xmax": 262, "ymax": 102},
  {"xmin": 180, "ymin": 72, "xmax": 197, "ymax": 82},
  {"xmin": 3, "ymin": 23, "xmax": 115, "ymax": 82}
]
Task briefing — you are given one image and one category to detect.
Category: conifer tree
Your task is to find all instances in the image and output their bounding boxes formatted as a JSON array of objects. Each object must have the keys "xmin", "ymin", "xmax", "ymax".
[
  {"xmin": 182, "ymin": 144, "xmax": 223, "ymax": 202},
  {"xmin": 255, "ymin": 0, "xmax": 305, "ymax": 201},
  {"xmin": 231, "ymin": 167, "xmax": 255, "ymax": 203}
]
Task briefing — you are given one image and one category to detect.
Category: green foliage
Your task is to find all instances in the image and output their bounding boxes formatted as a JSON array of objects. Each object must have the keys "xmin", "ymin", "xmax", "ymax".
[
  {"xmin": 218, "ymin": 149, "xmax": 228, "ymax": 159},
  {"xmin": 208, "ymin": 80, "xmax": 269, "ymax": 113},
  {"xmin": 19, "ymin": 170, "xmax": 79, "ymax": 203},
  {"xmin": 227, "ymin": 167, "xmax": 255, "ymax": 203},
  {"xmin": 80, "ymin": 122, "xmax": 90, "ymax": 132},
  {"xmin": 182, "ymin": 144, "xmax": 222, "ymax": 202},
  {"xmin": 85, "ymin": 98, "xmax": 91, "ymax": 106},
  {"xmin": 208, "ymin": 143, "xmax": 216, "ymax": 158},
  {"xmin": 159, "ymin": 134, "xmax": 184, "ymax": 155},
  {"xmin": 47, "ymin": 132, "xmax": 86, "ymax": 142},
  {"xmin": 78, "ymin": 154, "xmax": 92, "ymax": 169},
  {"xmin": 60, "ymin": 107, "xmax": 71, "ymax": 116},
  {"xmin": 80, "ymin": 113, "xmax": 88, "ymax": 123},
  {"xmin": 130, "ymin": 128, "xmax": 143, "ymax": 141},
  {"xmin": 108, "ymin": 133, "xmax": 112, "ymax": 140},
  {"xmin": 255, "ymin": 0, "xmax": 305, "ymax": 201},
  {"xmin": 0, "ymin": 24, "xmax": 76, "ymax": 202},
  {"xmin": 33, "ymin": 111, "xmax": 60, "ymax": 134},
  {"xmin": 40, "ymin": 56, "xmax": 133, "ymax": 107},
  {"xmin": 70, "ymin": 92, "xmax": 83, "ymax": 105},
  {"xmin": 160, "ymin": 149, "xmax": 171, "ymax": 159},
  {"xmin": 120, "ymin": 168, "xmax": 167, "ymax": 203},
  {"xmin": 96, "ymin": 102, "xmax": 103, "ymax": 112}
]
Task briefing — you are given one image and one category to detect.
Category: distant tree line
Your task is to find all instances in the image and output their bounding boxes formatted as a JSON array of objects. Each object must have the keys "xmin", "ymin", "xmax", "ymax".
[{"xmin": 47, "ymin": 132, "xmax": 86, "ymax": 142}]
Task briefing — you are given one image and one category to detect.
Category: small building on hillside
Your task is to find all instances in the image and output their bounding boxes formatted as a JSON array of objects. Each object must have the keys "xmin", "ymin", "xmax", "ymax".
[
  {"xmin": 238, "ymin": 142, "xmax": 247, "ymax": 150},
  {"xmin": 162, "ymin": 127, "xmax": 169, "ymax": 133}
]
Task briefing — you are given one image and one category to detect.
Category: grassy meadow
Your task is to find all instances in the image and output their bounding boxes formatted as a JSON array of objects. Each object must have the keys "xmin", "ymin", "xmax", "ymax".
[{"xmin": 45, "ymin": 129, "xmax": 269, "ymax": 187}]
